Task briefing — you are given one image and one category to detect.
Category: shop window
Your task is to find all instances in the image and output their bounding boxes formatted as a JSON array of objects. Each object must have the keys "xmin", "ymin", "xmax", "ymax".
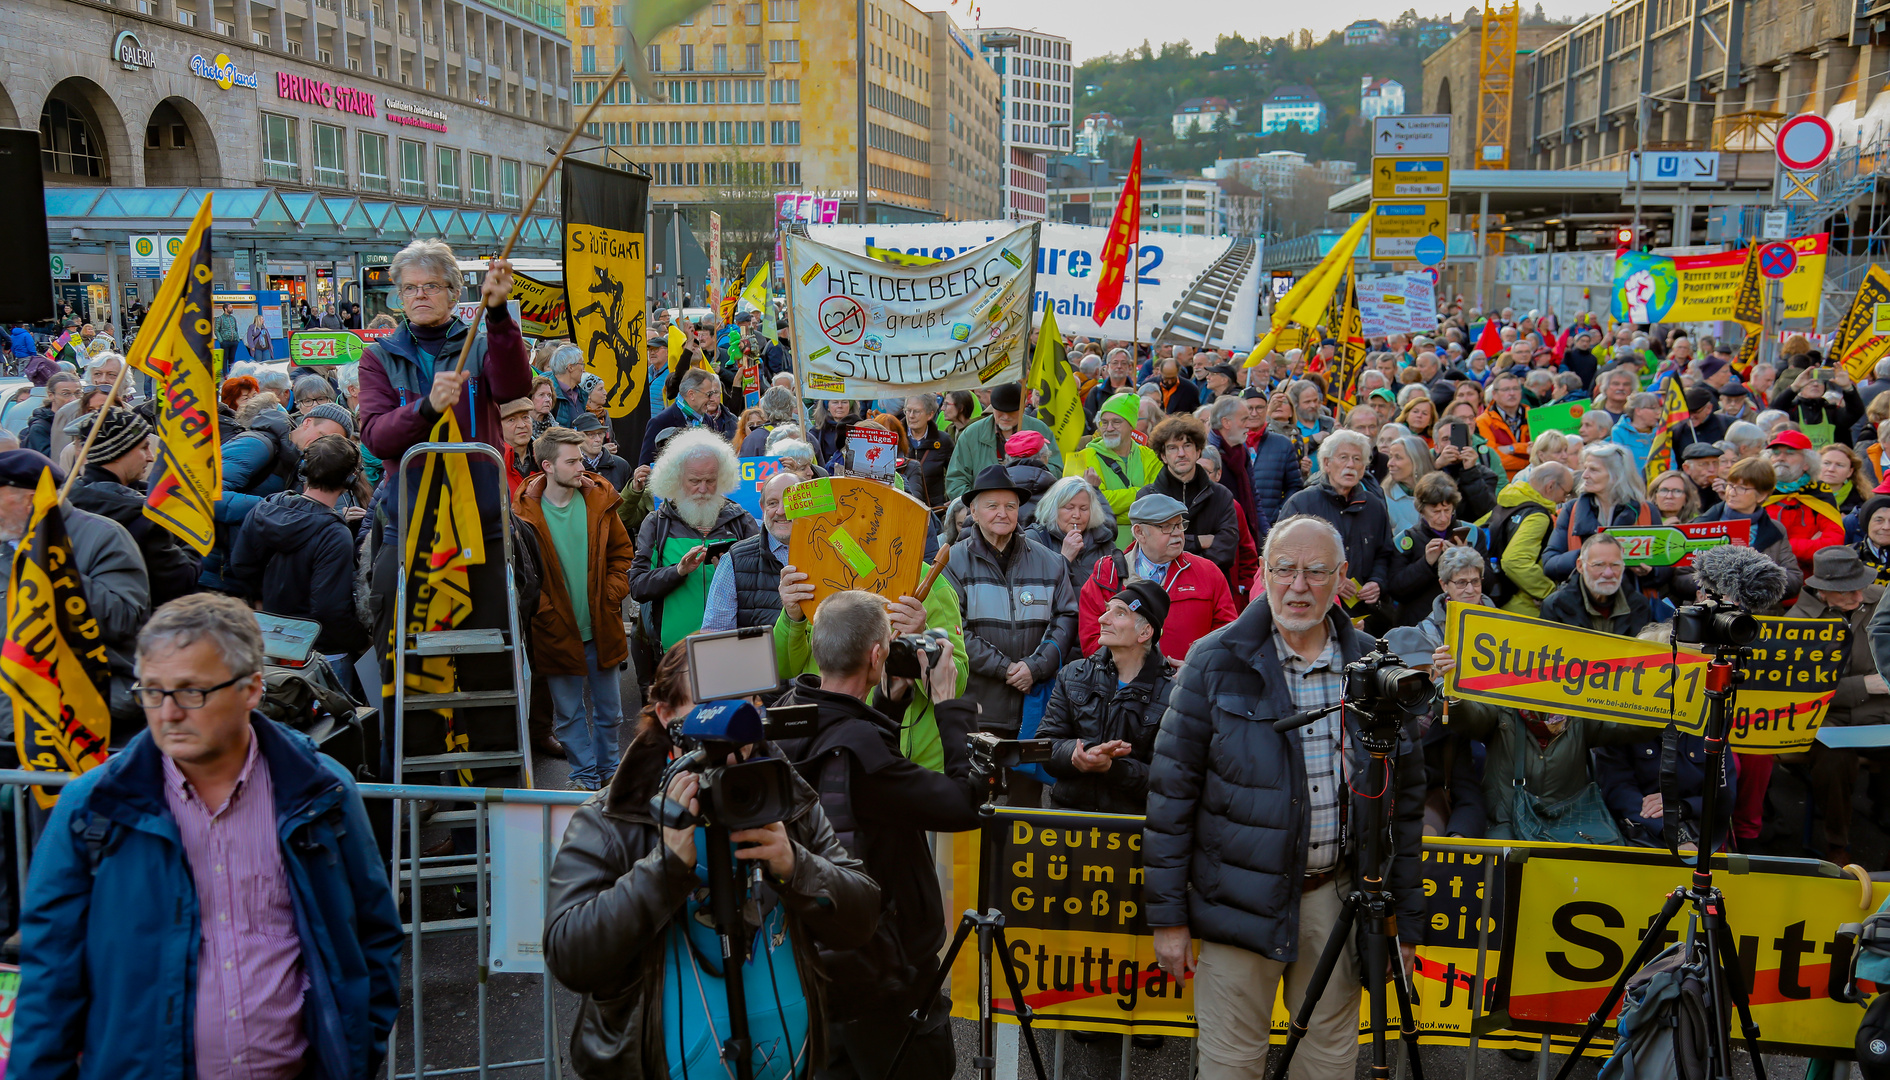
[
  {"xmin": 399, "ymin": 138, "xmax": 425, "ymax": 197},
  {"xmin": 469, "ymin": 152, "xmax": 491, "ymax": 204},
  {"xmin": 436, "ymin": 146, "xmax": 460, "ymax": 200},
  {"xmin": 358, "ymin": 131, "xmax": 389, "ymax": 191},
  {"xmin": 262, "ymin": 113, "xmax": 301, "ymax": 183},
  {"xmin": 313, "ymin": 122, "xmax": 346, "ymax": 187},
  {"xmin": 499, "ymin": 157, "xmax": 521, "ymax": 207}
]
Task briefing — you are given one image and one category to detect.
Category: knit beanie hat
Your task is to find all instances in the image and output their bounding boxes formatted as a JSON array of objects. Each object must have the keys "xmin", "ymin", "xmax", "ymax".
[
  {"xmin": 1100, "ymin": 391, "xmax": 1141, "ymax": 429},
  {"xmin": 82, "ymin": 407, "xmax": 153, "ymax": 466},
  {"xmin": 303, "ymin": 402, "xmax": 357, "ymax": 439}
]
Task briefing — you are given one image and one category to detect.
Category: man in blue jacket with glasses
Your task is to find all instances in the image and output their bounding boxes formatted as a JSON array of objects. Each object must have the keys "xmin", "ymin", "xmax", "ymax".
[{"xmin": 13, "ymin": 592, "xmax": 401, "ymax": 1080}]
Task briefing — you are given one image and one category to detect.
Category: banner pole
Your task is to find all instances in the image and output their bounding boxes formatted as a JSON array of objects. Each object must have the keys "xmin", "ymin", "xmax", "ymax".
[
  {"xmin": 452, "ymin": 66, "xmax": 626, "ymax": 376},
  {"xmin": 782, "ymin": 235, "xmax": 811, "ymax": 434}
]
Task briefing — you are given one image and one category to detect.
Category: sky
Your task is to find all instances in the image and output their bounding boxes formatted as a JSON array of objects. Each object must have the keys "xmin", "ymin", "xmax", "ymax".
[{"xmin": 960, "ymin": 0, "xmax": 1600, "ymax": 62}]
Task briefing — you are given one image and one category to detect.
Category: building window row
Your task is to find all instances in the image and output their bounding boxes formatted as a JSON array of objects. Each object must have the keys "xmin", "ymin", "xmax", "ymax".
[
  {"xmin": 649, "ymin": 160, "xmax": 800, "ymax": 185},
  {"xmin": 868, "ymin": 82, "xmax": 930, "ymax": 126},
  {"xmin": 869, "ymin": 162, "xmax": 930, "ymax": 200},
  {"xmin": 867, "ymin": 123, "xmax": 929, "ymax": 163},
  {"xmin": 257, "ymin": 111, "xmax": 529, "ymax": 209}
]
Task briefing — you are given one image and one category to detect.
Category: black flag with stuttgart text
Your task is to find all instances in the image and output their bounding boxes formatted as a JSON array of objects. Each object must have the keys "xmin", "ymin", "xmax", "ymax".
[{"xmin": 562, "ymin": 160, "xmax": 652, "ymax": 456}]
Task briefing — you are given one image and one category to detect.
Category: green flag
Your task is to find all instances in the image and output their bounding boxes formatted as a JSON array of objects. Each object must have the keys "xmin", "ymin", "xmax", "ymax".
[{"xmin": 1526, "ymin": 399, "xmax": 1589, "ymax": 435}]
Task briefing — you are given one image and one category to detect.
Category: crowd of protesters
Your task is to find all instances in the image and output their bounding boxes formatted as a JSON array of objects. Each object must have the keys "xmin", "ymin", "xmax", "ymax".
[{"xmin": 10, "ymin": 234, "xmax": 1890, "ymax": 1079}]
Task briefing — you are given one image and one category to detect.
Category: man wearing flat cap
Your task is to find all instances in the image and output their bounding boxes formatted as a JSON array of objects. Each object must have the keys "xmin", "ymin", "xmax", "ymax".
[
  {"xmin": 1078, "ymin": 492, "xmax": 1235, "ymax": 663},
  {"xmin": 1680, "ymin": 441, "xmax": 1725, "ymax": 513},
  {"xmin": 1671, "ymin": 384, "xmax": 1729, "ymax": 456},
  {"xmin": 571, "ymin": 412, "xmax": 631, "ymax": 492},
  {"xmin": 1797, "ymin": 547, "xmax": 1890, "ymax": 864},
  {"xmin": 68, "ymin": 408, "xmax": 201, "ymax": 608},
  {"xmin": 944, "ymin": 382, "xmax": 1062, "ymax": 502},
  {"xmin": 0, "ymin": 448, "xmax": 150, "ymax": 733}
]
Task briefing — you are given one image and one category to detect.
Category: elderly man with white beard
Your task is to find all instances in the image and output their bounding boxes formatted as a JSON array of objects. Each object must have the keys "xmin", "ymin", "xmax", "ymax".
[
  {"xmin": 627, "ymin": 428, "xmax": 759, "ymax": 654},
  {"xmin": 1065, "ymin": 391, "xmax": 1162, "ymax": 548}
]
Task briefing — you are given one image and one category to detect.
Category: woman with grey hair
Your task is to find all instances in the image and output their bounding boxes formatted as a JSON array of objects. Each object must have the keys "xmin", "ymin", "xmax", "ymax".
[
  {"xmin": 356, "ymin": 236, "xmax": 530, "ymax": 462},
  {"xmin": 1381, "ymin": 433, "xmax": 1435, "ymax": 534},
  {"xmin": 1025, "ymin": 476, "xmax": 1118, "ymax": 593},
  {"xmin": 545, "ymin": 344, "xmax": 589, "ymax": 427},
  {"xmin": 1542, "ymin": 441, "xmax": 1649, "ymax": 581},
  {"xmin": 740, "ymin": 385, "xmax": 802, "ymax": 455},
  {"xmin": 766, "ymin": 437, "xmax": 820, "ymax": 480}
]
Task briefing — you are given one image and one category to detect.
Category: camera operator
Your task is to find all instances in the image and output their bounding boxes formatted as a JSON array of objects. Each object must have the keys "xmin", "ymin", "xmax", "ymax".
[
  {"xmin": 1146, "ymin": 515, "xmax": 1427, "ymax": 1079},
  {"xmin": 772, "ymin": 590, "xmax": 985, "ymax": 1080},
  {"xmin": 1040, "ymin": 580, "xmax": 1174, "ymax": 815},
  {"xmin": 1691, "ymin": 544, "xmax": 1793, "ymax": 847},
  {"xmin": 543, "ymin": 643, "xmax": 883, "ymax": 1079}
]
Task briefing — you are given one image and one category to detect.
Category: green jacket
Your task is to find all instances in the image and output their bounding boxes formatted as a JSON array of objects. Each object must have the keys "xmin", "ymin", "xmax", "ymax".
[
  {"xmin": 1064, "ymin": 440, "xmax": 1161, "ymax": 549},
  {"xmin": 1488, "ymin": 479, "xmax": 1560, "ymax": 617},
  {"xmin": 1448, "ymin": 699, "xmax": 1647, "ymax": 839},
  {"xmin": 771, "ymin": 577, "xmax": 969, "ymax": 772},
  {"xmin": 944, "ymin": 414, "xmax": 1063, "ymax": 502}
]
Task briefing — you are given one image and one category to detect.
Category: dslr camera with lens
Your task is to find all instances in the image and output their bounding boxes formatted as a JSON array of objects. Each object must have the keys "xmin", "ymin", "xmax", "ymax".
[
  {"xmin": 1343, "ymin": 646, "xmax": 1433, "ymax": 722},
  {"xmin": 886, "ymin": 628, "xmax": 951, "ymax": 681},
  {"xmin": 1673, "ymin": 598, "xmax": 1759, "ymax": 650}
]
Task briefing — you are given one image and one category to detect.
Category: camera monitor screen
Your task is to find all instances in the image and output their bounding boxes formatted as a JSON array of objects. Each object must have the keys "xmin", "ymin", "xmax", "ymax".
[{"xmin": 686, "ymin": 628, "xmax": 781, "ymax": 702}]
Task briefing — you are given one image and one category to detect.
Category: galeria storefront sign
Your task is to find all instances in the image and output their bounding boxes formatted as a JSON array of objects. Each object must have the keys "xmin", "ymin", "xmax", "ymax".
[
  {"xmin": 190, "ymin": 53, "xmax": 259, "ymax": 90},
  {"xmin": 276, "ymin": 72, "xmax": 377, "ymax": 118},
  {"xmin": 112, "ymin": 31, "xmax": 155, "ymax": 71}
]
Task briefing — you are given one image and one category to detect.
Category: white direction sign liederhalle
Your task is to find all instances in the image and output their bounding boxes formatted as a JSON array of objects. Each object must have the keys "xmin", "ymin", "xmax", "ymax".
[{"xmin": 1373, "ymin": 115, "xmax": 1452, "ymax": 157}]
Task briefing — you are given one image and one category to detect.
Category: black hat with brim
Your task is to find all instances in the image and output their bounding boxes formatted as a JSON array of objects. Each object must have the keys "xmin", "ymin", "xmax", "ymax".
[{"xmin": 963, "ymin": 463, "xmax": 1030, "ymax": 503}]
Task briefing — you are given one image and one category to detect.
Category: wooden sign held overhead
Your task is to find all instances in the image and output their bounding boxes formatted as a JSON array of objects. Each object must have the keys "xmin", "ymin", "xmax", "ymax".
[{"xmin": 785, "ymin": 477, "xmax": 930, "ymax": 612}]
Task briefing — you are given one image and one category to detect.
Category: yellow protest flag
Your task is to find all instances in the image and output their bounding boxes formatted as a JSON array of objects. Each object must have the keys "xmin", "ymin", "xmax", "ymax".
[
  {"xmin": 1833, "ymin": 265, "xmax": 1890, "ymax": 381},
  {"xmin": 127, "ymin": 196, "xmax": 221, "ymax": 554},
  {"xmin": 1245, "ymin": 216, "xmax": 1368, "ymax": 368},
  {"xmin": 2, "ymin": 470, "xmax": 114, "ymax": 808},
  {"xmin": 1325, "ymin": 266, "xmax": 1366, "ymax": 413},
  {"xmin": 1642, "ymin": 375, "xmax": 1691, "ymax": 483},
  {"xmin": 1029, "ymin": 305, "xmax": 1084, "ymax": 458}
]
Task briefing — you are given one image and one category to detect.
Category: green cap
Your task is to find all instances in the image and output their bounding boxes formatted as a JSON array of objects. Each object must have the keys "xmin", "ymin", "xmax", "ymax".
[{"xmin": 1100, "ymin": 391, "xmax": 1141, "ymax": 429}]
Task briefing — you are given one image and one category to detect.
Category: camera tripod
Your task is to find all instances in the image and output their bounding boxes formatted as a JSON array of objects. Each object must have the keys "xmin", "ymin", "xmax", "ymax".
[
  {"xmin": 884, "ymin": 794, "xmax": 1050, "ymax": 1080},
  {"xmin": 1549, "ymin": 644, "xmax": 1766, "ymax": 1080},
  {"xmin": 1270, "ymin": 700, "xmax": 1428, "ymax": 1080}
]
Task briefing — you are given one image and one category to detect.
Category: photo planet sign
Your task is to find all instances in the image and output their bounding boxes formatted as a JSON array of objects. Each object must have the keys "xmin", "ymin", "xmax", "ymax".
[{"xmin": 785, "ymin": 224, "xmax": 1038, "ymax": 399}]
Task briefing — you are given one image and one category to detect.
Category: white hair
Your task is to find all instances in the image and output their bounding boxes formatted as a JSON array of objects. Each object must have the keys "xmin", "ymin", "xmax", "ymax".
[
  {"xmin": 1317, "ymin": 429, "xmax": 1373, "ymax": 470},
  {"xmin": 389, "ymin": 237, "xmax": 458, "ymax": 290},
  {"xmin": 547, "ymin": 344, "xmax": 586, "ymax": 377},
  {"xmin": 1035, "ymin": 476, "xmax": 1109, "ymax": 531},
  {"xmin": 1581, "ymin": 442, "xmax": 1647, "ymax": 508},
  {"xmin": 648, "ymin": 427, "xmax": 740, "ymax": 501}
]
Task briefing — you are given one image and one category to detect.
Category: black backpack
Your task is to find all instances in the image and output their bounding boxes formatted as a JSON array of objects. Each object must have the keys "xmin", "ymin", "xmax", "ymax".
[{"xmin": 1484, "ymin": 502, "xmax": 1548, "ymax": 607}]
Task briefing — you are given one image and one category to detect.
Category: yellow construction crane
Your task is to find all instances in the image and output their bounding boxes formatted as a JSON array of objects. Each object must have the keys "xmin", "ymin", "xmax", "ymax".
[{"xmin": 1475, "ymin": 0, "xmax": 1520, "ymax": 169}]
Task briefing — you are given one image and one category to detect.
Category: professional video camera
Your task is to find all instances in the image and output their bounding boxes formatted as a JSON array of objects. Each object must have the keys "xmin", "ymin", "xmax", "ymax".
[
  {"xmin": 1673, "ymin": 597, "xmax": 1759, "ymax": 650},
  {"xmin": 1343, "ymin": 644, "xmax": 1434, "ymax": 721},
  {"xmin": 651, "ymin": 628, "xmax": 816, "ymax": 833},
  {"xmin": 966, "ymin": 731, "xmax": 1055, "ymax": 790},
  {"xmin": 886, "ymin": 628, "xmax": 951, "ymax": 681}
]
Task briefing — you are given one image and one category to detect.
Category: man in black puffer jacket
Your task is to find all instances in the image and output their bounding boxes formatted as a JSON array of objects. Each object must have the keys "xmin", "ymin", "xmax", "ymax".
[
  {"xmin": 228, "ymin": 434, "xmax": 371, "ymax": 657},
  {"xmin": 22, "ymin": 374, "xmax": 79, "ymax": 456},
  {"xmin": 67, "ymin": 407, "xmax": 202, "ymax": 608},
  {"xmin": 1040, "ymin": 579, "xmax": 1173, "ymax": 815},
  {"xmin": 1146, "ymin": 515, "xmax": 1426, "ymax": 1079}
]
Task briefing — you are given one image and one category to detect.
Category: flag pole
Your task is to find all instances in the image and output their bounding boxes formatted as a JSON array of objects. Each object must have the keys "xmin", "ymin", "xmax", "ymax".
[
  {"xmin": 59, "ymin": 363, "xmax": 136, "ymax": 503},
  {"xmin": 452, "ymin": 66, "xmax": 627, "ymax": 376}
]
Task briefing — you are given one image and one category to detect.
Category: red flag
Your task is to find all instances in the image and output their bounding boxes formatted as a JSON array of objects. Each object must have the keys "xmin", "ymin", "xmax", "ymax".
[
  {"xmin": 1091, "ymin": 138, "xmax": 1143, "ymax": 327},
  {"xmin": 1474, "ymin": 318, "xmax": 1503, "ymax": 357}
]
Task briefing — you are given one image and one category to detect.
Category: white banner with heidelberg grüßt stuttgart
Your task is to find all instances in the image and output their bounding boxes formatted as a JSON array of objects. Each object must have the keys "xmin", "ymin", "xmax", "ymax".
[{"xmin": 807, "ymin": 221, "xmax": 1264, "ymax": 350}]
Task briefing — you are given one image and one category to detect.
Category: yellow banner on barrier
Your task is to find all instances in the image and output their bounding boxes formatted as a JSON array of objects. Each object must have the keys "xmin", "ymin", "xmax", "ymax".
[
  {"xmin": 1441, "ymin": 603, "xmax": 1841, "ymax": 753},
  {"xmin": 1501, "ymin": 846, "xmax": 1887, "ymax": 1055}
]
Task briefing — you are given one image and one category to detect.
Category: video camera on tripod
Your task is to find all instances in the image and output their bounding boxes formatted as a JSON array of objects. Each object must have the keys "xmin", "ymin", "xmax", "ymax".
[{"xmin": 645, "ymin": 628, "xmax": 821, "ymax": 1080}]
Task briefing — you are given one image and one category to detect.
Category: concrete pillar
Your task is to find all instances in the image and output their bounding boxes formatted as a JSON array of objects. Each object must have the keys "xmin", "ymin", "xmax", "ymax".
[
  {"xmin": 271, "ymin": 1, "xmax": 287, "ymax": 53},
  {"xmin": 457, "ymin": 2, "xmax": 469, "ymax": 97},
  {"xmin": 362, "ymin": 0, "xmax": 377, "ymax": 76},
  {"xmin": 335, "ymin": 7, "xmax": 350, "ymax": 70},
  {"xmin": 232, "ymin": 0, "xmax": 253, "ymax": 45},
  {"xmin": 433, "ymin": 0, "xmax": 448, "ymax": 89},
  {"xmin": 411, "ymin": 0, "xmax": 426, "ymax": 87}
]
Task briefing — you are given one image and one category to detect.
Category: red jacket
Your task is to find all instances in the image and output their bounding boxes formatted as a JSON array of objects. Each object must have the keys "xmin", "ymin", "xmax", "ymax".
[
  {"xmin": 1079, "ymin": 548, "xmax": 1237, "ymax": 663},
  {"xmin": 1767, "ymin": 496, "xmax": 1845, "ymax": 571},
  {"xmin": 1230, "ymin": 501, "xmax": 1259, "ymax": 613}
]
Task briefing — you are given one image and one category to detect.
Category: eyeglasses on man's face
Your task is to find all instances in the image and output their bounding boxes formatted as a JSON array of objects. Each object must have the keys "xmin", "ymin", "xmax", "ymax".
[
  {"xmin": 399, "ymin": 282, "xmax": 454, "ymax": 299},
  {"xmin": 1266, "ymin": 565, "xmax": 1336, "ymax": 586},
  {"xmin": 131, "ymin": 673, "xmax": 249, "ymax": 710}
]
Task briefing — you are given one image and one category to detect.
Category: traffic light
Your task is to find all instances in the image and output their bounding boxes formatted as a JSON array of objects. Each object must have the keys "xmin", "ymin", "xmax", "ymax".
[{"xmin": 1614, "ymin": 226, "xmax": 1635, "ymax": 248}]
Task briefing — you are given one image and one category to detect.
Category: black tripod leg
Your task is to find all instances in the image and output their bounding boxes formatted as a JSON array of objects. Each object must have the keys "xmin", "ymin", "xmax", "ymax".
[
  {"xmin": 990, "ymin": 922, "xmax": 1051, "ymax": 1080},
  {"xmin": 1708, "ymin": 904, "xmax": 1767, "ymax": 1080},
  {"xmin": 1389, "ymin": 934, "xmax": 1426, "ymax": 1080},
  {"xmin": 884, "ymin": 911, "xmax": 978, "ymax": 1080},
  {"xmin": 1551, "ymin": 888, "xmax": 1690, "ymax": 1080},
  {"xmin": 1269, "ymin": 892, "xmax": 1361, "ymax": 1080}
]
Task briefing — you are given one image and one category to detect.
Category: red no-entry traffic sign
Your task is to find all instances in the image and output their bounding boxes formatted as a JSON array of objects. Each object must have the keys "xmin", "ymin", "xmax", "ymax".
[
  {"xmin": 1777, "ymin": 114, "xmax": 1836, "ymax": 172},
  {"xmin": 1759, "ymin": 242, "xmax": 1798, "ymax": 279}
]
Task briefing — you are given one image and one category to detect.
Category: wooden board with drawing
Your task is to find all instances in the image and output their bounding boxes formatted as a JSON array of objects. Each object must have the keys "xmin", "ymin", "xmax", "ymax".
[{"xmin": 784, "ymin": 476, "xmax": 930, "ymax": 612}]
